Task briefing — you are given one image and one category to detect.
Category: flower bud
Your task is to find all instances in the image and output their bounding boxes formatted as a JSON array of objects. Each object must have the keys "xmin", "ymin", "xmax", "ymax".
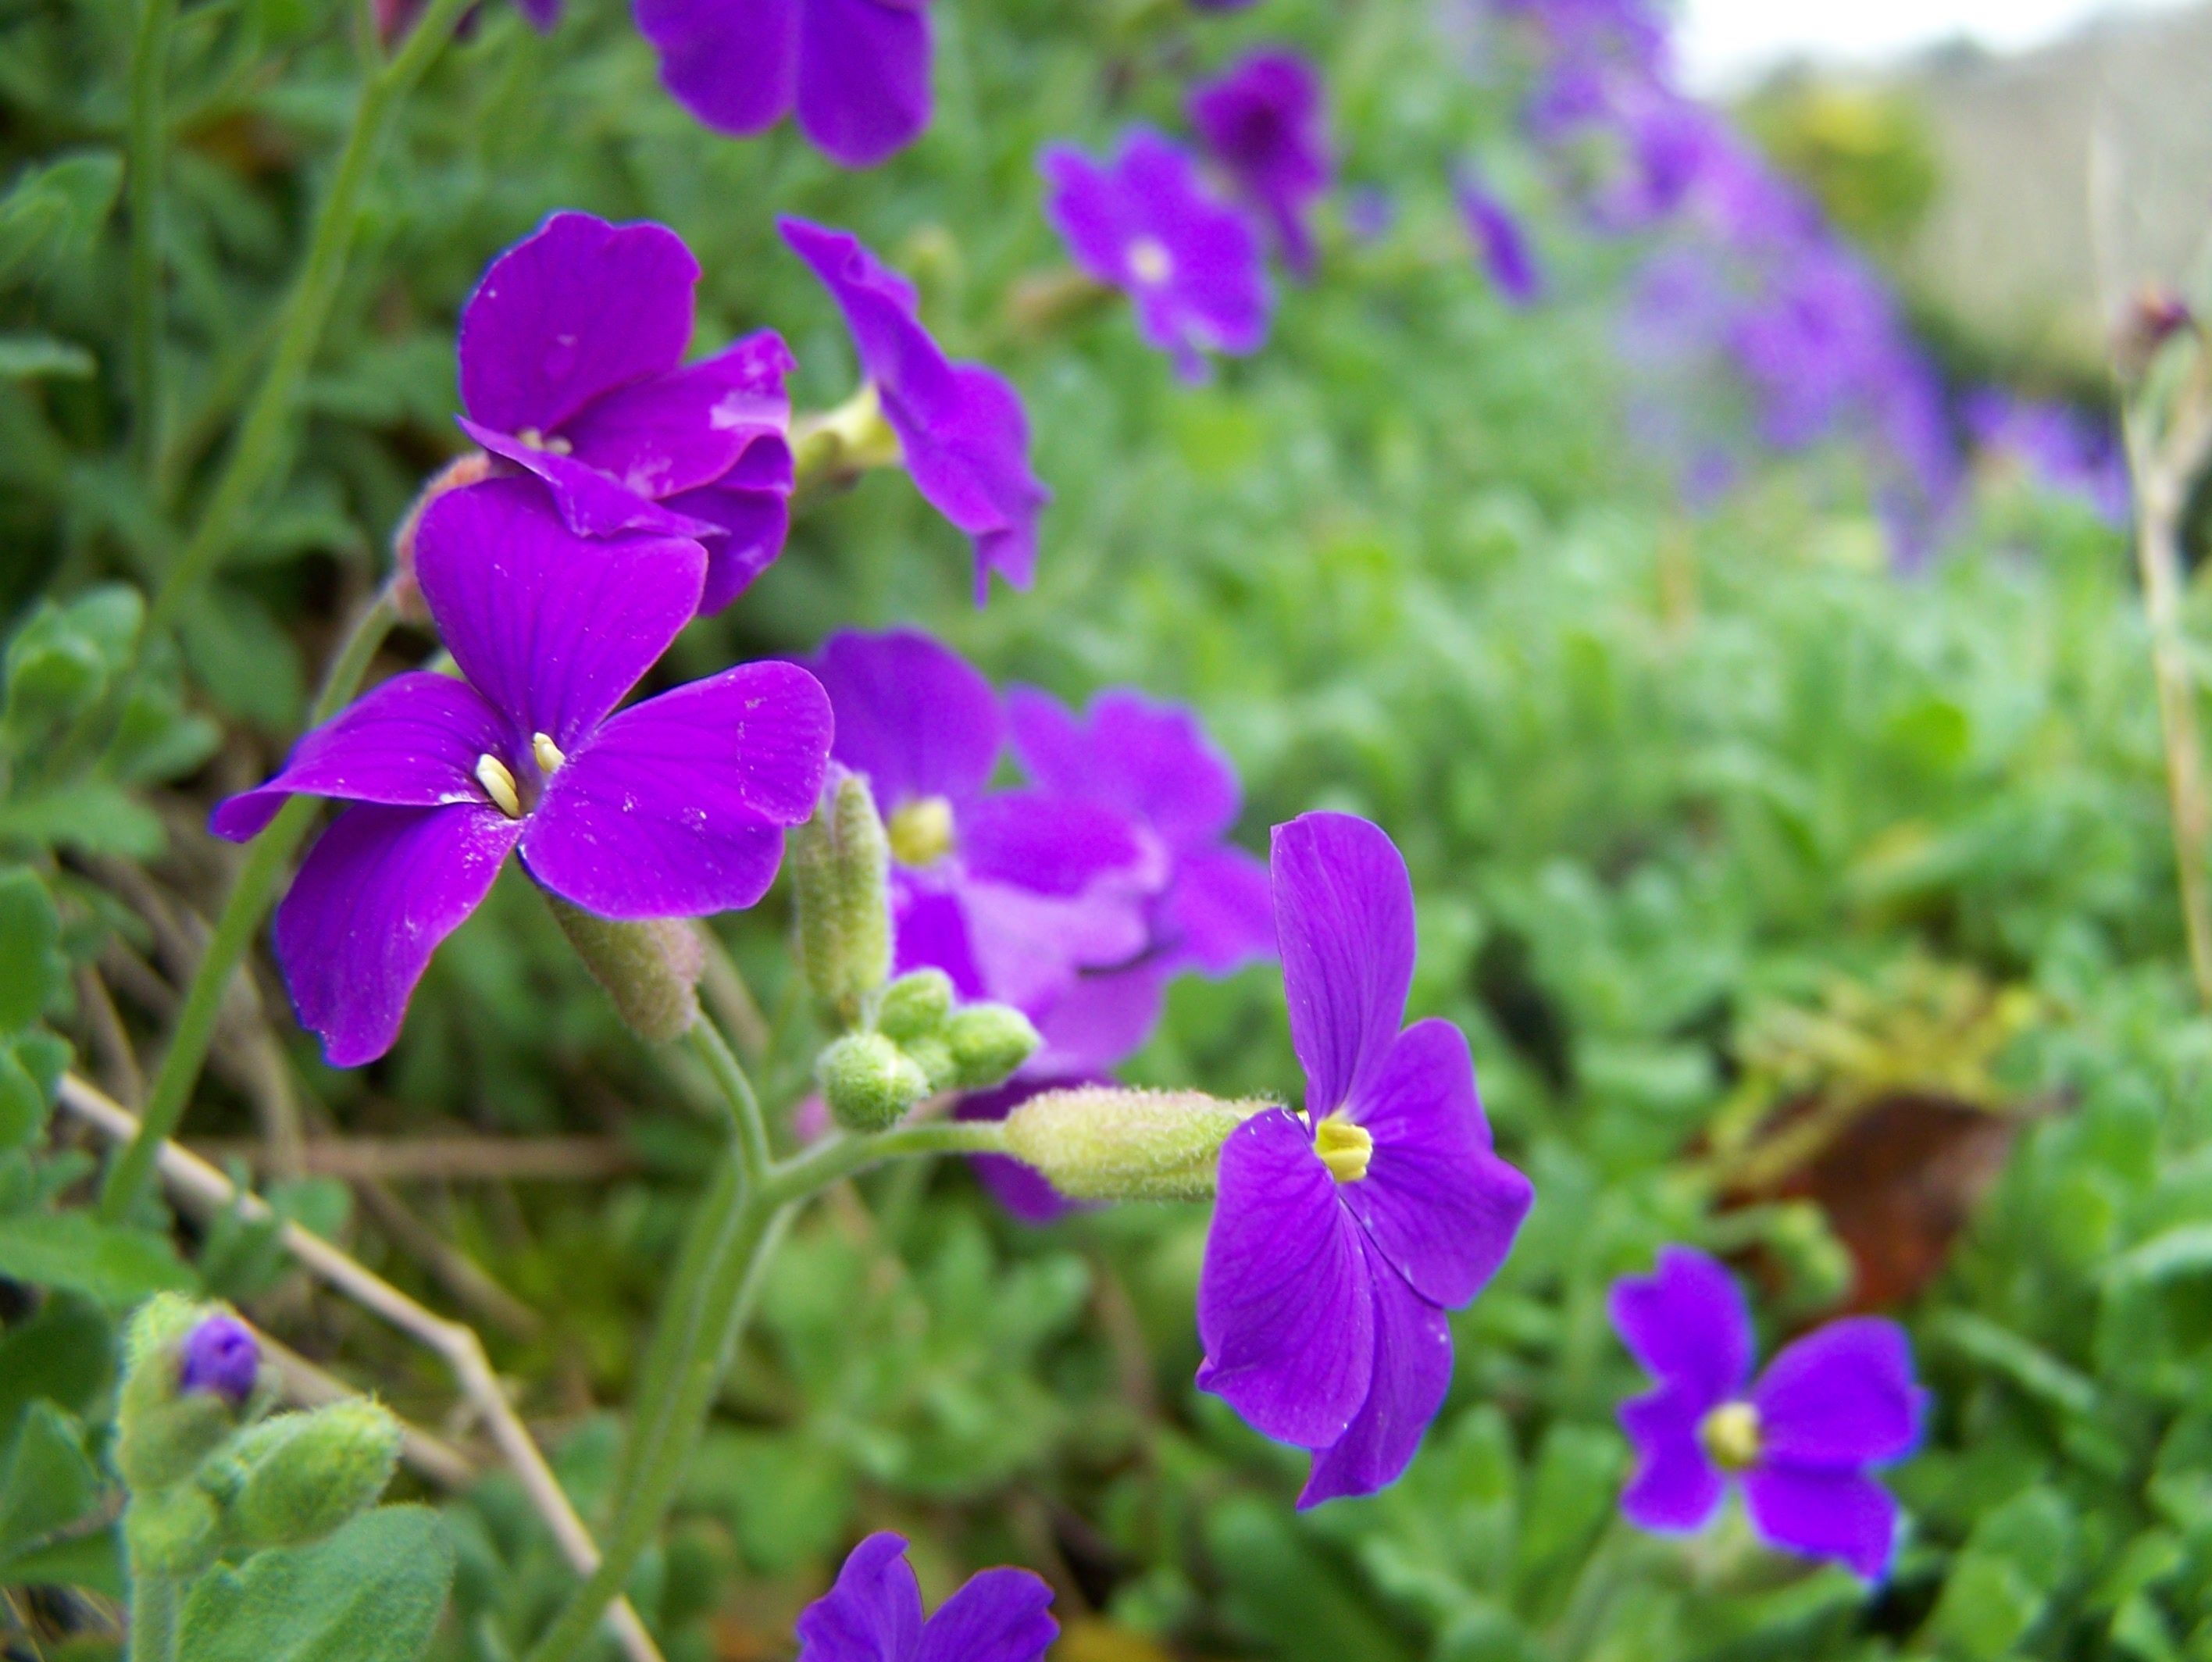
[
  {"xmin": 223, "ymin": 1401, "xmax": 402, "ymax": 1551},
  {"xmin": 115, "ymin": 1296, "xmax": 254, "ymax": 1491},
  {"xmin": 2114, "ymin": 285, "xmax": 2194, "ymax": 383},
  {"xmin": 391, "ymin": 451, "xmax": 494, "ymax": 622},
  {"xmin": 941, "ymin": 1004, "xmax": 1041, "ymax": 1092},
  {"xmin": 790, "ymin": 769, "xmax": 894, "ymax": 1024},
  {"xmin": 1000, "ymin": 1086, "xmax": 1267, "ymax": 1202},
  {"xmin": 546, "ymin": 897, "xmax": 703, "ymax": 1043},
  {"xmin": 819, "ymin": 1032, "xmax": 930, "ymax": 1132},
  {"xmin": 178, "ymin": 1314, "xmax": 259, "ymax": 1403},
  {"xmin": 876, "ymin": 968, "xmax": 956, "ymax": 1043},
  {"xmin": 124, "ymin": 1485, "xmax": 222, "ymax": 1578}
]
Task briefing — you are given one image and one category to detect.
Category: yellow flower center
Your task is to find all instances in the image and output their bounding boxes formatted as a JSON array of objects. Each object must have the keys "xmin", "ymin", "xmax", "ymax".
[
  {"xmin": 1312, "ymin": 1112, "xmax": 1374, "ymax": 1184},
  {"xmin": 887, "ymin": 795, "xmax": 955, "ymax": 866},
  {"xmin": 476, "ymin": 754, "xmax": 523, "ymax": 819},
  {"xmin": 1699, "ymin": 1401, "xmax": 1763, "ymax": 1473},
  {"xmin": 1128, "ymin": 236, "xmax": 1175, "ymax": 287},
  {"xmin": 532, "ymin": 731, "xmax": 566, "ymax": 774},
  {"xmin": 513, "ymin": 426, "xmax": 573, "ymax": 456}
]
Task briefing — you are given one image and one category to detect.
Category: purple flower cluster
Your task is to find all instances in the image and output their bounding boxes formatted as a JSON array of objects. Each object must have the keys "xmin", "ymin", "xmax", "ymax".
[
  {"xmin": 797, "ymin": 1533, "xmax": 1054, "ymax": 1662},
  {"xmin": 1964, "ymin": 389, "xmax": 2130, "ymax": 525}
]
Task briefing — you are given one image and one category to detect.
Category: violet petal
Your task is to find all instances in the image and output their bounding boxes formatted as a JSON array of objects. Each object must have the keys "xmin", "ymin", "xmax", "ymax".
[
  {"xmin": 1740, "ymin": 1463, "xmax": 1900, "ymax": 1582},
  {"xmin": 1270, "ymin": 811, "xmax": 1415, "ymax": 1118},
  {"xmin": 1298, "ymin": 1245, "xmax": 1451, "ymax": 1507},
  {"xmin": 795, "ymin": 1531, "xmax": 923, "ymax": 1661},
  {"xmin": 1618, "ymin": 1386, "xmax": 1728, "ymax": 1531},
  {"xmin": 1608, "ymin": 1246, "xmax": 1754, "ymax": 1413},
  {"xmin": 1751, "ymin": 1318, "xmax": 1923, "ymax": 1468},
  {"xmin": 910, "ymin": 1566, "xmax": 1057, "ymax": 1662},
  {"xmin": 633, "ymin": 0, "xmax": 797, "ymax": 138}
]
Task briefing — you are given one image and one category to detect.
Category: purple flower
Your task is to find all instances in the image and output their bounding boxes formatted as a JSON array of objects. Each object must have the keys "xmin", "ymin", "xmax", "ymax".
[
  {"xmin": 1040, "ymin": 129, "xmax": 1271, "ymax": 381},
  {"xmin": 179, "ymin": 1314, "xmax": 259, "ymax": 1403},
  {"xmin": 954, "ymin": 1074, "xmax": 1100, "ymax": 1225},
  {"xmin": 809, "ymin": 629, "xmax": 1163, "ymax": 1019},
  {"xmin": 213, "ymin": 480, "xmax": 833, "ymax": 1066},
  {"xmin": 1966, "ymin": 389, "xmax": 2130, "ymax": 525},
  {"xmin": 1611, "ymin": 1247, "xmax": 1926, "ymax": 1581},
  {"xmin": 1344, "ymin": 187, "xmax": 1396, "ymax": 244},
  {"xmin": 631, "ymin": 0, "xmax": 931, "ymax": 168},
  {"xmin": 780, "ymin": 219, "xmax": 1050, "ymax": 603},
  {"xmin": 377, "ymin": 0, "xmax": 558, "ymax": 39},
  {"xmin": 1197, "ymin": 813, "xmax": 1533, "ymax": 1506},
  {"xmin": 1453, "ymin": 166, "xmax": 1543, "ymax": 306},
  {"xmin": 456, "ymin": 212, "xmax": 794, "ymax": 612},
  {"xmin": 1006, "ymin": 687, "xmax": 1272, "ymax": 1075},
  {"xmin": 796, "ymin": 1532, "xmax": 1054, "ymax": 1662},
  {"xmin": 1189, "ymin": 49, "xmax": 1333, "ymax": 279}
]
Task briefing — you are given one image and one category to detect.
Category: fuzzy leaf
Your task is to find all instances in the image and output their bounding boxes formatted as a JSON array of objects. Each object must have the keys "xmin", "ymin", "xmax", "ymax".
[
  {"xmin": 0, "ymin": 1211, "xmax": 194, "ymax": 1306},
  {"xmin": 177, "ymin": 1506, "xmax": 455, "ymax": 1662}
]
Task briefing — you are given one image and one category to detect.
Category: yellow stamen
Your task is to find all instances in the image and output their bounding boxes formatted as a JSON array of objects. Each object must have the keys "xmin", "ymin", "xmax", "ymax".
[
  {"xmin": 1128, "ymin": 236, "xmax": 1174, "ymax": 286},
  {"xmin": 514, "ymin": 426, "xmax": 573, "ymax": 456},
  {"xmin": 1313, "ymin": 1112, "xmax": 1374, "ymax": 1184},
  {"xmin": 532, "ymin": 732, "xmax": 566, "ymax": 774},
  {"xmin": 476, "ymin": 754, "xmax": 523, "ymax": 819},
  {"xmin": 1700, "ymin": 1401, "xmax": 1763, "ymax": 1472},
  {"xmin": 887, "ymin": 795, "xmax": 955, "ymax": 866}
]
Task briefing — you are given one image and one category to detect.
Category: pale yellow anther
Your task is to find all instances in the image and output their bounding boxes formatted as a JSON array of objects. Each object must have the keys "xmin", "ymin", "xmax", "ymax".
[
  {"xmin": 532, "ymin": 732, "xmax": 566, "ymax": 774},
  {"xmin": 1313, "ymin": 1112, "xmax": 1374, "ymax": 1184},
  {"xmin": 1128, "ymin": 237, "xmax": 1174, "ymax": 287},
  {"xmin": 476, "ymin": 754, "xmax": 523, "ymax": 819},
  {"xmin": 1700, "ymin": 1401, "xmax": 1763, "ymax": 1473},
  {"xmin": 514, "ymin": 426, "xmax": 573, "ymax": 456},
  {"xmin": 887, "ymin": 795, "xmax": 956, "ymax": 867}
]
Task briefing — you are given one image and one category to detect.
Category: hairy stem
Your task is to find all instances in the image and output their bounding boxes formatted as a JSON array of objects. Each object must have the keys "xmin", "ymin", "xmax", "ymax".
[
  {"xmin": 126, "ymin": 0, "xmax": 180, "ymax": 476},
  {"xmin": 127, "ymin": 1564, "xmax": 177, "ymax": 1662}
]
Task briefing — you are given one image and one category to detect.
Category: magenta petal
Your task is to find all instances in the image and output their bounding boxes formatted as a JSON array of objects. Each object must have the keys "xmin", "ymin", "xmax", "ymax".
[
  {"xmin": 633, "ymin": 0, "xmax": 797, "ymax": 138},
  {"xmin": 1741, "ymin": 1464, "xmax": 1901, "ymax": 1581},
  {"xmin": 891, "ymin": 875, "xmax": 986, "ymax": 996},
  {"xmin": 413, "ymin": 479, "xmax": 705, "ymax": 749},
  {"xmin": 912, "ymin": 1567, "xmax": 1057, "ymax": 1662},
  {"xmin": 556, "ymin": 333, "xmax": 792, "ymax": 503},
  {"xmin": 273, "ymin": 804, "xmax": 519, "ymax": 1068},
  {"xmin": 1007, "ymin": 688, "xmax": 1240, "ymax": 851},
  {"xmin": 458, "ymin": 212, "xmax": 697, "ymax": 435},
  {"xmin": 1752, "ymin": 1318, "xmax": 1924, "ymax": 1468},
  {"xmin": 813, "ymin": 629, "xmax": 1004, "ymax": 809},
  {"xmin": 958, "ymin": 792, "xmax": 1161, "ymax": 898},
  {"xmin": 1029, "ymin": 962, "xmax": 1169, "ymax": 1075},
  {"xmin": 1608, "ymin": 1246, "xmax": 1754, "ymax": 1412},
  {"xmin": 956, "ymin": 879, "xmax": 1150, "ymax": 1014},
  {"xmin": 523, "ymin": 661, "xmax": 832, "ymax": 919},
  {"xmin": 461, "ymin": 419, "xmax": 726, "ymax": 540},
  {"xmin": 1197, "ymin": 1107, "xmax": 1375, "ymax": 1449},
  {"xmin": 1165, "ymin": 845, "xmax": 1274, "ymax": 975},
  {"xmin": 678, "ymin": 483, "xmax": 793, "ymax": 612},
  {"xmin": 1298, "ymin": 1247, "xmax": 1451, "ymax": 1507},
  {"xmin": 1340, "ymin": 1018, "xmax": 1532, "ymax": 1309},
  {"xmin": 795, "ymin": 1531, "xmax": 922, "ymax": 1662},
  {"xmin": 1618, "ymin": 1387, "xmax": 1728, "ymax": 1532},
  {"xmin": 1270, "ymin": 812, "xmax": 1415, "ymax": 1118},
  {"xmin": 794, "ymin": 0, "xmax": 933, "ymax": 168},
  {"xmin": 210, "ymin": 672, "xmax": 511, "ymax": 843}
]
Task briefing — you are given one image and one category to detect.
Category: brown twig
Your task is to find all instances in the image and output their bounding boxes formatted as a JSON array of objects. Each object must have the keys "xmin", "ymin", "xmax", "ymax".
[{"xmin": 185, "ymin": 1134, "xmax": 638, "ymax": 1183}]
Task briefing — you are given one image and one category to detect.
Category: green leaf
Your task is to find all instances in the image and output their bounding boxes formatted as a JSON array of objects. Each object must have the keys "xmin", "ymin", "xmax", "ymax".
[
  {"xmin": 177, "ymin": 1506, "xmax": 455, "ymax": 1662},
  {"xmin": 0, "ymin": 781, "xmax": 164, "ymax": 860},
  {"xmin": 0, "ymin": 1403, "xmax": 101, "ymax": 1557},
  {"xmin": 0, "ymin": 867, "xmax": 62, "ymax": 1032},
  {"xmin": 0, "ymin": 1211, "xmax": 193, "ymax": 1306},
  {"xmin": 0, "ymin": 1525, "xmax": 123, "ymax": 1596},
  {"xmin": 0, "ymin": 152, "xmax": 123, "ymax": 286},
  {"xmin": 0, "ymin": 333, "xmax": 92, "ymax": 380},
  {"xmin": 1204, "ymin": 1497, "xmax": 1418, "ymax": 1662},
  {"xmin": 0, "ymin": 1294, "xmax": 115, "ymax": 1434},
  {"xmin": 2107, "ymin": 1225, "xmax": 2212, "ymax": 1288}
]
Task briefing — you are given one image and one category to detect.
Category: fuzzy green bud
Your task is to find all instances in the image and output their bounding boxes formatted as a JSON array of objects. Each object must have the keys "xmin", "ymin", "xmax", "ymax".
[
  {"xmin": 790, "ymin": 769, "xmax": 894, "ymax": 1025},
  {"xmin": 819, "ymin": 1032, "xmax": 930, "ymax": 1132},
  {"xmin": 1000, "ymin": 1087, "xmax": 1268, "ymax": 1202},
  {"xmin": 115, "ymin": 1296, "xmax": 253, "ymax": 1491},
  {"xmin": 224, "ymin": 1401, "xmax": 402, "ymax": 1551},
  {"xmin": 941, "ymin": 1004, "xmax": 1041, "ymax": 1091},
  {"xmin": 124, "ymin": 1485, "xmax": 222, "ymax": 1578},
  {"xmin": 876, "ymin": 968, "xmax": 956, "ymax": 1043},
  {"xmin": 546, "ymin": 897, "xmax": 702, "ymax": 1043}
]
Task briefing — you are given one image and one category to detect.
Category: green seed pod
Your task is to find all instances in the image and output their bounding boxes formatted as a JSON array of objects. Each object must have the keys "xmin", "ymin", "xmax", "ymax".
[
  {"xmin": 225, "ymin": 1401, "xmax": 402, "ymax": 1551},
  {"xmin": 115, "ymin": 1296, "xmax": 249, "ymax": 1491},
  {"xmin": 1000, "ymin": 1087, "xmax": 1268, "ymax": 1202},
  {"xmin": 546, "ymin": 898, "xmax": 703, "ymax": 1043},
  {"xmin": 941, "ymin": 1004, "xmax": 1041, "ymax": 1092},
  {"xmin": 790, "ymin": 770, "xmax": 894, "ymax": 1025},
  {"xmin": 876, "ymin": 968, "xmax": 956, "ymax": 1043},
  {"xmin": 124, "ymin": 1485, "xmax": 222, "ymax": 1578},
  {"xmin": 902, "ymin": 1035, "xmax": 958, "ymax": 1095},
  {"xmin": 820, "ymin": 1032, "xmax": 930, "ymax": 1132}
]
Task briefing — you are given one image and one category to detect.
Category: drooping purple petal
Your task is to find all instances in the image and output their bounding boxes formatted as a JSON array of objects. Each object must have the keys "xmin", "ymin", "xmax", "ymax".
[
  {"xmin": 633, "ymin": 0, "xmax": 797, "ymax": 138},
  {"xmin": 1455, "ymin": 168, "xmax": 1543, "ymax": 307},
  {"xmin": 1197, "ymin": 1107, "xmax": 1375, "ymax": 1449},
  {"xmin": 955, "ymin": 879, "xmax": 1151, "ymax": 1015},
  {"xmin": 1006, "ymin": 688, "xmax": 1240, "ymax": 853},
  {"xmin": 210, "ymin": 672, "xmax": 513, "ymax": 843},
  {"xmin": 910, "ymin": 1566, "xmax": 1057, "ymax": 1662},
  {"xmin": 273, "ymin": 804, "xmax": 519, "ymax": 1068},
  {"xmin": 523, "ymin": 662, "xmax": 832, "ymax": 919},
  {"xmin": 1740, "ymin": 1464, "xmax": 1901, "ymax": 1581},
  {"xmin": 1751, "ymin": 1318, "xmax": 1923, "ymax": 1468},
  {"xmin": 1270, "ymin": 812, "xmax": 1415, "ymax": 1118},
  {"xmin": 1028, "ymin": 962, "xmax": 1170, "ymax": 1075},
  {"xmin": 556, "ymin": 333, "xmax": 794, "ymax": 504},
  {"xmin": 1338, "ymin": 1018, "xmax": 1532, "ymax": 1309},
  {"xmin": 1298, "ymin": 1243, "xmax": 1452, "ymax": 1507},
  {"xmin": 669, "ymin": 433, "xmax": 797, "ymax": 611},
  {"xmin": 1608, "ymin": 1246, "xmax": 1754, "ymax": 1414},
  {"xmin": 812, "ymin": 629, "xmax": 1004, "ymax": 810},
  {"xmin": 1189, "ymin": 49, "xmax": 1333, "ymax": 280},
  {"xmin": 795, "ymin": 1531, "xmax": 923, "ymax": 1662},
  {"xmin": 794, "ymin": 0, "xmax": 933, "ymax": 169},
  {"xmin": 412, "ymin": 479, "xmax": 705, "ymax": 751},
  {"xmin": 1617, "ymin": 1387, "xmax": 1727, "ymax": 1531},
  {"xmin": 1165, "ymin": 844, "xmax": 1274, "ymax": 975},
  {"xmin": 459, "ymin": 423, "xmax": 728, "ymax": 540},
  {"xmin": 458, "ymin": 213, "xmax": 697, "ymax": 437}
]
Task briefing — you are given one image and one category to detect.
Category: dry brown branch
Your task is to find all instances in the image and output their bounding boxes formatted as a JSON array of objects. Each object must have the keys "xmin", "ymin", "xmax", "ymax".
[
  {"xmin": 55, "ymin": 1074, "xmax": 665, "ymax": 1662},
  {"xmin": 187, "ymin": 1135, "xmax": 637, "ymax": 1184}
]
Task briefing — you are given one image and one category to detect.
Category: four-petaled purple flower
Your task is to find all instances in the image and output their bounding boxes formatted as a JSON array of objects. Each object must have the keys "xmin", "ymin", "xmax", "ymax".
[
  {"xmin": 632, "ymin": 0, "xmax": 932, "ymax": 168},
  {"xmin": 179, "ymin": 1314, "xmax": 260, "ymax": 1403},
  {"xmin": 1611, "ymin": 1246, "xmax": 1926, "ymax": 1581},
  {"xmin": 1198, "ymin": 812, "xmax": 1533, "ymax": 1506},
  {"xmin": 1453, "ymin": 166, "xmax": 1543, "ymax": 307},
  {"xmin": 1040, "ymin": 128, "xmax": 1272, "ymax": 381},
  {"xmin": 796, "ymin": 1532, "xmax": 1054, "ymax": 1662},
  {"xmin": 213, "ymin": 480, "xmax": 832, "ymax": 1067},
  {"xmin": 780, "ymin": 219, "xmax": 1050, "ymax": 603},
  {"xmin": 1190, "ymin": 49, "xmax": 1333, "ymax": 280},
  {"xmin": 456, "ymin": 212, "xmax": 794, "ymax": 613}
]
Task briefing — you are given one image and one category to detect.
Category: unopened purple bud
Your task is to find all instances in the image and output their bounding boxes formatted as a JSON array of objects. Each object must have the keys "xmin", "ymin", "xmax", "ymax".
[{"xmin": 178, "ymin": 1314, "xmax": 259, "ymax": 1403}]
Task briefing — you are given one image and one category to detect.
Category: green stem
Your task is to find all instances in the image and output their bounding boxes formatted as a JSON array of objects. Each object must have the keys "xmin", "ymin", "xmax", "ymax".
[
  {"xmin": 687, "ymin": 1020, "xmax": 771, "ymax": 1177},
  {"xmin": 96, "ymin": 591, "xmax": 400, "ymax": 1223},
  {"xmin": 127, "ymin": 0, "xmax": 180, "ymax": 477},
  {"xmin": 128, "ymin": 1567, "xmax": 178, "ymax": 1662},
  {"xmin": 143, "ymin": 0, "xmax": 476, "ymax": 640}
]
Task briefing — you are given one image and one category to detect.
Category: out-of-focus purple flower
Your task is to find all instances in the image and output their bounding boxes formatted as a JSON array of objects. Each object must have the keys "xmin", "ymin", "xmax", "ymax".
[
  {"xmin": 631, "ymin": 0, "xmax": 932, "ymax": 168},
  {"xmin": 1189, "ymin": 49, "xmax": 1333, "ymax": 279},
  {"xmin": 1965, "ymin": 389, "xmax": 2130, "ymax": 525},
  {"xmin": 809, "ymin": 630, "xmax": 1164, "ymax": 1022},
  {"xmin": 1344, "ymin": 187, "xmax": 1396, "ymax": 244},
  {"xmin": 1197, "ymin": 813, "xmax": 1533, "ymax": 1506},
  {"xmin": 1453, "ymin": 166, "xmax": 1543, "ymax": 306},
  {"xmin": 213, "ymin": 481, "xmax": 832, "ymax": 1066},
  {"xmin": 179, "ymin": 1314, "xmax": 259, "ymax": 1403},
  {"xmin": 1189, "ymin": 0, "xmax": 1261, "ymax": 9},
  {"xmin": 1493, "ymin": 0, "xmax": 1668, "ymax": 72},
  {"xmin": 1611, "ymin": 1247, "xmax": 1926, "ymax": 1581},
  {"xmin": 780, "ymin": 219, "xmax": 1049, "ymax": 602},
  {"xmin": 376, "ymin": 0, "xmax": 558, "ymax": 40},
  {"xmin": 796, "ymin": 1532, "xmax": 1054, "ymax": 1662},
  {"xmin": 455, "ymin": 212, "xmax": 794, "ymax": 612},
  {"xmin": 954, "ymin": 1074, "xmax": 1101, "ymax": 1225},
  {"xmin": 1006, "ymin": 687, "xmax": 1272, "ymax": 1075},
  {"xmin": 1040, "ymin": 129, "xmax": 1271, "ymax": 381}
]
